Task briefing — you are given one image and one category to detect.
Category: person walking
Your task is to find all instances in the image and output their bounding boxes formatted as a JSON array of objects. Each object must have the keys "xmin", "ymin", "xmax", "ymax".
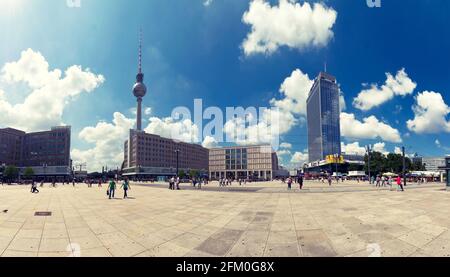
[
  {"xmin": 98, "ymin": 179, "xmax": 102, "ymax": 188},
  {"xmin": 176, "ymin": 176, "xmax": 180, "ymax": 190},
  {"xmin": 31, "ymin": 180, "xmax": 39, "ymax": 194},
  {"xmin": 396, "ymin": 175, "xmax": 404, "ymax": 191},
  {"xmin": 108, "ymin": 179, "xmax": 116, "ymax": 199},
  {"xmin": 299, "ymin": 175, "xmax": 304, "ymax": 190},
  {"xmin": 327, "ymin": 175, "xmax": 332, "ymax": 186},
  {"xmin": 121, "ymin": 178, "xmax": 130, "ymax": 199},
  {"xmin": 287, "ymin": 177, "xmax": 292, "ymax": 190}
]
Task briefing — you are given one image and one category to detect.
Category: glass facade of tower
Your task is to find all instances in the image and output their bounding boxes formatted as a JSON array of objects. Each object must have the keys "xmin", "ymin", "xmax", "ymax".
[{"xmin": 307, "ymin": 72, "xmax": 341, "ymax": 162}]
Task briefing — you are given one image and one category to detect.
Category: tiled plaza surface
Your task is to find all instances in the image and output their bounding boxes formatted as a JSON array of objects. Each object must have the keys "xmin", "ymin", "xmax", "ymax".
[{"xmin": 1, "ymin": 181, "xmax": 450, "ymax": 257}]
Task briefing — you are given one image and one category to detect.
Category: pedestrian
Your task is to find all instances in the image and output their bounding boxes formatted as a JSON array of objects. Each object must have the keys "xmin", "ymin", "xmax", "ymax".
[
  {"xmin": 287, "ymin": 177, "xmax": 292, "ymax": 190},
  {"xmin": 169, "ymin": 177, "xmax": 175, "ymax": 190},
  {"xmin": 396, "ymin": 175, "xmax": 404, "ymax": 191},
  {"xmin": 299, "ymin": 175, "xmax": 304, "ymax": 190},
  {"xmin": 98, "ymin": 179, "xmax": 102, "ymax": 188},
  {"xmin": 30, "ymin": 180, "xmax": 39, "ymax": 194},
  {"xmin": 327, "ymin": 175, "xmax": 332, "ymax": 186},
  {"xmin": 40, "ymin": 180, "xmax": 44, "ymax": 187},
  {"xmin": 72, "ymin": 179, "xmax": 75, "ymax": 187},
  {"xmin": 108, "ymin": 179, "xmax": 116, "ymax": 199},
  {"xmin": 176, "ymin": 176, "xmax": 180, "ymax": 190},
  {"xmin": 121, "ymin": 178, "xmax": 130, "ymax": 199}
]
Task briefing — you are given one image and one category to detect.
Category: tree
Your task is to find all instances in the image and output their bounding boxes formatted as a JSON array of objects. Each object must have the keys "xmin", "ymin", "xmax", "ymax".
[
  {"xmin": 178, "ymin": 170, "xmax": 186, "ymax": 178},
  {"xmin": 23, "ymin": 167, "xmax": 35, "ymax": 180},
  {"xmin": 4, "ymin": 166, "xmax": 19, "ymax": 183},
  {"xmin": 364, "ymin": 151, "xmax": 387, "ymax": 176},
  {"xmin": 189, "ymin": 170, "xmax": 199, "ymax": 179}
]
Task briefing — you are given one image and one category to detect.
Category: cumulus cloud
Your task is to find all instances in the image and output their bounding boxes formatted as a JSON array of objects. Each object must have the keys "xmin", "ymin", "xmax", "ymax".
[
  {"xmin": 145, "ymin": 116, "xmax": 200, "ymax": 143},
  {"xmin": 290, "ymin": 151, "xmax": 308, "ymax": 165},
  {"xmin": 341, "ymin": 142, "xmax": 366, "ymax": 156},
  {"xmin": 353, "ymin": 68, "xmax": 416, "ymax": 111},
  {"xmin": 407, "ymin": 91, "xmax": 450, "ymax": 134},
  {"xmin": 224, "ymin": 68, "xmax": 313, "ymax": 147},
  {"xmin": 280, "ymin": 142, "xmax": 292, "ymax": 149},
  {"xmin": 372, "ymin": 142, "xmax": 388, "ymax": 155},
  {"xmin": 241, "ymin": 0, "xmax": 337, "ymax": 56},
  {"xmin": 71, "ymin": 112, "xmax": 134, "ymax": 172},
  {"xmin": 0, "ymin": 48, "xmax": 105, "ymax": 131},
  {"xmin": 202, "ymin": 135, "xmax": 218, "ymax": 148},
  {"xmin": 271, "ymin": 68, "xmax": 314, "ymax": 117},
  {"xmin": 340, "ymin": 112, "xmax": 402, "ymax": 143}
]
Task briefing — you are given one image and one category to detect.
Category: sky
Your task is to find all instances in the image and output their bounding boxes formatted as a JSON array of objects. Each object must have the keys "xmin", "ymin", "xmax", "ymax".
[{"xmin": 0, "ymin": 0, "xmax": 449, "ymax": 171}]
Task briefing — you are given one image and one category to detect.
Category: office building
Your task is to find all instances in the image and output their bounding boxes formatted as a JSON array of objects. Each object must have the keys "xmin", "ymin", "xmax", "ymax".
[
  {"xmin": 307, "ymin": 72, "xmax": 341, "ymax": 162},
  {"xmin": 209, "ymin": 145, "xmax": 279, "ymax": 180},
  {"xmin": 0, "ymin": 126, "xmax": 71, "ymax": 178},
  {"xmin": 423, "ymin": 157, "xmax": 446, "ymax": 172}
]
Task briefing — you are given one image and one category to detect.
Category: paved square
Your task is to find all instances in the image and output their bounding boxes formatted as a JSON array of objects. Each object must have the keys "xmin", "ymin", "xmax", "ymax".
[{"xmin": 1, "ymin": 181, "xmax": 450, "ymax": 257}]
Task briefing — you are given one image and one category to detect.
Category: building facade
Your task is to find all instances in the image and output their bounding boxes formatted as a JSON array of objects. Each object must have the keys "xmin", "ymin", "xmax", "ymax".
[
  {"xmin": 0, "ymin": 126, "xmax": 71, "ymax": 178},
  {"xmin": 423, "ymin": 157, "xmax": 446, "ymax": 172},
  {"xmin": 209, "ymin": 145, "xmax": 279, "ymax": 180},
  {"xmin": 307, "ymin": 72, "xmax": 341, "ymax": 162},
  {"xmin": 122, "ymin": 130, "xmax": 209, "ymax": 178}
]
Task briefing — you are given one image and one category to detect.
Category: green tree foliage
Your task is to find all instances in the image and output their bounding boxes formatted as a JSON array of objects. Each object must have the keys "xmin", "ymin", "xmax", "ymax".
[
  {"xmin": 23, "ymin": 167, "xmax": 35, "ymax": 180},
  {"xmin": 4, "ymin": 166, "xmax": 19, "ymax": 182},
  {"xmin": 364, "ymin": 151, "xmax": 418, "ymax": 175}
]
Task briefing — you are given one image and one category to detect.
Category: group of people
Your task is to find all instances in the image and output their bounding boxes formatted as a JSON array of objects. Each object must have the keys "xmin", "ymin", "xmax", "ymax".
[
  {"xmin": 169, "ymin": 176, "xmax": 180, "ymax": 190},
  {"xmin": 106, "ymin": 178, "xmax": 131, "ymax": 199},
  {"xmin": 285, "ymin": 175, "xmax": 304, "ymax": 190}
]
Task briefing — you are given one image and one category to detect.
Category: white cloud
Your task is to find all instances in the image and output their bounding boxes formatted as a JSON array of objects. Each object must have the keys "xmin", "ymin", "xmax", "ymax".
[
  {"xmin": 225, "ymin": 69, "xmax": 313, "ymax": 147},
  {"xmin": 280, "ymin": 142, "xmax": 292, "ymax": 149},
  {"xmin": 340, "ymin": 112, "xmax": 402, "ymax": 143},
  {"xmin": 0, "ymin": 48, "xmax": 105, "ymax": 132},
  {"xmin": 203, "ymin": 0, "xmax": 213, "ymax": 6},
  {"xmin": 202, "ymin": 135, "xmax": 218, "ymax": 148},
  {"xmin": 394, "ymin": 147, "xmax": 402, "ymax": 155},
  {"xmin": 372, "ymin": 142, "xmax": 388, "ymax": 155},
  {"xmin": 353, "ymin": 68, "xmax": 416, "ymax": 111},
  {"xmin": 271, "ymin": 68, "xmax": 314, "ymax": 117},
  {"xmin": 407, "ymin": 91, "xmax": 450, "ymax": 134},
  {"xmin": 71, "ymin": 112, "xmax": 134, "ymax": 172},
  {"xmin": 145, "ymin": 116, "xmax": 200, "ymax": 143},
  {"xmin": 290, "ymin": 151, "xmax": 308, "ymax": 165},
  {"xmin": 241, "ymin": 0, "xmax": 337, "ymax": 56},
  {"xmin": 341, "ymin": 142, "xmax": 366, "ymax": 156}
]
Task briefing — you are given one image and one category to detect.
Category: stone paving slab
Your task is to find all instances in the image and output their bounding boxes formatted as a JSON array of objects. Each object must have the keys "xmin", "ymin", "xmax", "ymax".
[{"xmin": 1, "ymin": 182, "xmax": 450, "ymax": 257}]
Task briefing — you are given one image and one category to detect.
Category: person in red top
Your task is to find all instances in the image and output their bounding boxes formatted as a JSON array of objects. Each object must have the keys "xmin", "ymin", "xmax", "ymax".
[{"xmin": 396, "ymin": 175, "xmax": 404, "ymax": 191}]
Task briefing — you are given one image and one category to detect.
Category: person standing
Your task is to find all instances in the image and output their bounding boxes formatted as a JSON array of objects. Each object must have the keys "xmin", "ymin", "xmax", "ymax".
[
  {"xmin": 287, "ymin": 177, "xmax": 292, "ymax": 190},
  {"xmin": 299, "ymin": 175, "xmax": 304, "ymax": 190},
  {"xmin": 327, "ymin": 175, "xmax": 332, "ymax": 186},
  {"xmin": 98, "ymin": 179, "xmax": 102, "ymax": 188},
  {"xmin": 108, "ymin": 179, "xmax": 116, "ymax": 199},
  {"xmin": 169, "ymin": 176, "xmax": 175, "ymax": 190},
  {"xmin": 396, "ymin": 175, "xmax": 404, "ymax": 191},
  {"xmin": 121, "ymin": 178, "xmax": 130, "ymax": 199},
  {"xmin": 176, "ymin": 176, "xmax": 180, "ymax": 190}
]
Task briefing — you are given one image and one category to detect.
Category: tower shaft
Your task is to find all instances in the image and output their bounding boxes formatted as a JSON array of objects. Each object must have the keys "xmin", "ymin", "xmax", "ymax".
[{"xmin": 136, "ymin": 97, "xmax": 142, "ymax": 131}]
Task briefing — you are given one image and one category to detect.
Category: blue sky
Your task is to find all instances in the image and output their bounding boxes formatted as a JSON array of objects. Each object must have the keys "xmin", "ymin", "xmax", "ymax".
[{"xmin": 0, "ymin": 0, "xmax": 449, "ymax": 171}]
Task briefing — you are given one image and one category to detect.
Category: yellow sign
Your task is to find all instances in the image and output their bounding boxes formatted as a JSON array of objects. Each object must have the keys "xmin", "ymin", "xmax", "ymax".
[{"xmin": 325, "ymin": 155, "xmax": 344, "ymax": 164}]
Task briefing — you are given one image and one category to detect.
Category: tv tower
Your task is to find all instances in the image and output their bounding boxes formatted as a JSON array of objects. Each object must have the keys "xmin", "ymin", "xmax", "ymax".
[{"xmin": 132, "ymin": 30, "xmax": 147, "ymax": 131}]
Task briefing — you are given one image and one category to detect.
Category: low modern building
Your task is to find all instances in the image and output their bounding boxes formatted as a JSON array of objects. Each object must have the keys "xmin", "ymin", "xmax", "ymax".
[
  {"xmin": 423, "ymin": 157, "xmax": 446, "ymax": 172},
  {"xmin": 209, "ymin": 145, "xmax": 279, "ymax": 180},
  {"xmin": 122, "ymin": 129, "xmax": 209, "ymax": 179},
  {"xmin": 0, "ymin": 126, "xmax": 72, "ymax": 179}
]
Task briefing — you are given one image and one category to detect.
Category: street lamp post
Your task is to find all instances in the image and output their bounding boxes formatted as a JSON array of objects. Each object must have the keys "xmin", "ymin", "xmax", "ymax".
[
  {"xmin": 402, "ymin": 146, "xmax": 407, "ymax": 188},
  {"xmin": 366, "ymin": 145, "xmax": 372, "ymax": 184},
  {"xmin": 175, "ymin": 149, "xmax": 180, "ymax": 177}
]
